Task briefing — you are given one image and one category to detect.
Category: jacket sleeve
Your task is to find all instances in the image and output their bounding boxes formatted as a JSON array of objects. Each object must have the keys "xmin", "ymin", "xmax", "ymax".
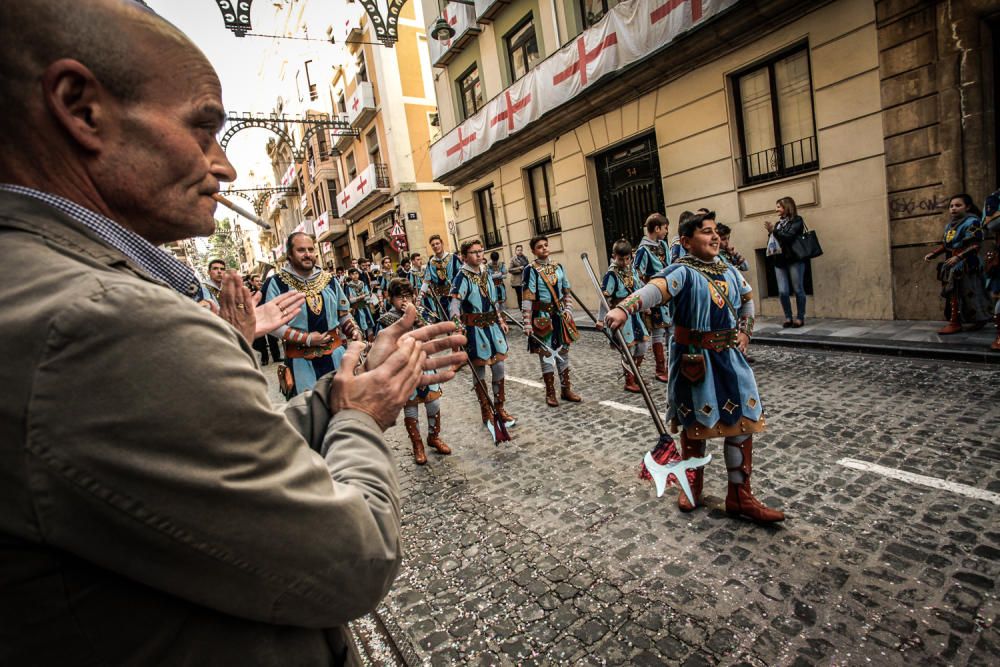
[
  {"xmin": 773, "ymin": 216, "xmax": 805, "ymax": 243},
  {"xmin": 25, "ymin": 281, "xmax": 401, "ymax": 628}
]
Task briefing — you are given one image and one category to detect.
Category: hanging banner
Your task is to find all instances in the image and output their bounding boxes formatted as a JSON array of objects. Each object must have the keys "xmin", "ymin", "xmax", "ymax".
[{"xmin": 430, "ymin": 0, "xmax": 739, "ymax": 180}]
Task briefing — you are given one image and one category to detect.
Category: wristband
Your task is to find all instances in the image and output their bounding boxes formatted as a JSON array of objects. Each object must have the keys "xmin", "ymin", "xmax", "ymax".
[{"xmin": 738, "ymin": 315, "xmax": 755, "ymax": 339}]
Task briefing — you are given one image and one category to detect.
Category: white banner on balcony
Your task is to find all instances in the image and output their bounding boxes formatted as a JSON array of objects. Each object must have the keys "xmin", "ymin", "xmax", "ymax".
[
  {"xmin": 430, "ymin": 0, "xmax": 739, "ymax": 180},
  {"xmin": 334, "ymin": 162, "xmax": 381, "ymax": 219},
  {"xmin": 427, "ymin": 1, "xmax": 478, "ymax": 66}
]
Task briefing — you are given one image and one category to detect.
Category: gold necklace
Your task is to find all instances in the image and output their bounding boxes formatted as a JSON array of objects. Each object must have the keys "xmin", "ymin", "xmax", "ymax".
[{"xmin": 278, "ymin": 270, "xmax": 333, "ymax": 315}]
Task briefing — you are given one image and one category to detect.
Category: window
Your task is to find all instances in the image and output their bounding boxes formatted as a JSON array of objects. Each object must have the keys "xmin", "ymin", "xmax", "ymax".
[
  {"xmin": 505, "ymin": 16, "xmax": 540, "ymax": 82},
  {"xmin": 366, "ymin": 129, "xmax": 381, "ymax": 165},
  {"xmin": 476, "ymin": 185, "xmax": 501, "ymax": 249},
  {"xmin": 328, "ymin": 180, "xmax": 340, "ymax": 216},
  {"xmin": 345, "ymin": 152, "xmax": 357, "ymax": 180},
  {"xmin": 527, "ymin": 161, "xmax": 561, "ymax": 235},
  {"xmin": 337, "ymin": 92, "xmax": 347, "ymax": 115},
  {"xmin": 733, "ymin": 46, "xmax": 818, "ymax": 185},
  {"xmin": 304, "ymin": 60, "xmax": 318, "ymax": 101},
  {"xmin": 457, "ymin": 64, "xmax": 484, "ymax": 119},
  {"xmin": 357, "ymin": 51, "xmax": 368, "ymax": 83},
  {"xmin": 317, "ymin": 128, "xmax": 328, "ymax": 158},
  {"xmin": 580, "ymin": 0, "xmax": 619, "ymax": 28},
  {"xmin": 428, "ymin": 112, "xmax": 441, "ymax": 143}
]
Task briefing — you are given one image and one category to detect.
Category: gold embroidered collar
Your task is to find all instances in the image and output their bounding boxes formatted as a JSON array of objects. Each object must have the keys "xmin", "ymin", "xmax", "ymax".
[{"xmin": 278, "ymin": 269, "xmax": 333, "ymax": 315}]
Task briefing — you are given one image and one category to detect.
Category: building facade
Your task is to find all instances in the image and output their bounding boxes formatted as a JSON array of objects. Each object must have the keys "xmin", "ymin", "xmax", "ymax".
[{"xmin": 420, "ymin": 0, "xmax": 999, "ymax": 320}]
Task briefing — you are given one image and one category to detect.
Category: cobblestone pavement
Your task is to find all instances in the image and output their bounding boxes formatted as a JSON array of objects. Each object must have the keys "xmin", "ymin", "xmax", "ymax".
[{"xmin": 266, "ymin": 333, "xmax": 1000, "ymax": 665}]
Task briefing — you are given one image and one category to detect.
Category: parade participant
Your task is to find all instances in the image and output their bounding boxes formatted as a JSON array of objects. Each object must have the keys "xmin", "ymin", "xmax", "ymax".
[
  {"xmin": 450, "ymin": 239, "xmax": 515, "ymax": 427},
  {"xmin": 669, "ymin": 211, "xmax": 696, "ymax": 263},
  {"xmin": 716, "ymin": 223, "xmax": 750, "ymax": 272},
  {"xmin": 488, "ymin": 250, "xmax": 508, "ymax": 306},
  {"xmin": 923, "ymin": 194, "xmax": 992, "ymax": 334},
  {"xmin": 605, "ymin": 213, "xmax": 784, "ymax": 523},
  {"xmin": 198, "ymin": 258, "xmax": 226, "ymax": 309},
  {"xmin": 0, "ymin": 0, "xmax": 469, "ymax": 662},
  {"xmin": 359, "ymin": 257, "xmax": 374, "ymax": 289},
  {"xmin": 262, "ymin": 233, "xmax": 359, "ymax": 396},
  {"xmin": 344, "ymin": 267, "xmax": 377, "ymax": 340},
  {"xmin": 522, "ymin": 235, "xmax": 582, "ymax": 407},
  {"xmin": 380, "ymin": 279, "xmax": 451, "ymax": 464},
  {"xmin": 404, "ymin": 252, "xmax": 424, "ymax": 292},
  {"xmin": 249, "ymin": 274, "xmax": 282, "ymax": 366},
  {"xmin": 510, "ymin": 244, "xmax": 530, "ymax": 311},
  {"xmin": 397, "ymin": 255, "xmax": 411, "ymax": 279},
  {"xmin": 983, "ymin": 190, "xmax": 1000, "ymax": 350},
  {"xmin": 597, "ymin": 239, "xmax": 649, "ymax": 393},
  {"xmin": 633, "ymin": 213, "xmax": 672, "ymax": 382},
  {"xmin": 421, "ymin": 233, "xmax": 461, "ymax": 316}
]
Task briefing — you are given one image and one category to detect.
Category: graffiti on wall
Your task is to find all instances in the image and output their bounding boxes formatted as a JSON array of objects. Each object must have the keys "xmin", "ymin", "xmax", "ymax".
[{"xmin": 889, "ymin": 193, "xmax": 949, "ymax": 218}]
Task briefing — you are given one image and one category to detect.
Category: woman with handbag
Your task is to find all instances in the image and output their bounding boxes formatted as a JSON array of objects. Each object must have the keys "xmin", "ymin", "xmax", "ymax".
[{"xmin": 764, "ymin": 196, "xmax": 808, "ymax": 328}]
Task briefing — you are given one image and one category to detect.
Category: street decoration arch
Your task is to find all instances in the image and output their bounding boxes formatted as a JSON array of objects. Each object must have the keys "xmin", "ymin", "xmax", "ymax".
[
  {"xmin": 213, "ymin": 0, "xmax": 253, "ymax": 37},
  {"xmin": 218, "ymin": 113, "xmax": 358, "ymax": 161},
  {"xmin": 224, "ymin": 186, "xmax": 298, "ymax": 217},
  {"xmin": 212, "ymin": 0, "xmax": 408, "ymax": 46}
]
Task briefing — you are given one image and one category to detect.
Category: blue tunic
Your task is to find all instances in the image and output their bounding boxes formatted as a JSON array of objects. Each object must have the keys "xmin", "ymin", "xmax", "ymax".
[
  {"xmin": 377, "ymin": 307, "xmax": 442, "ymax": 405},
  {"xmin": 634, "ymin": 238, "xmax": 672, "ymax": 327},
  {"xmin": 262, "ymin": 268, "xmax": 351, "ymax": 396},
  {"xmin": 487, "ymin": 261, "xmax": 507, "ymax": 303},
  {"xmin": 199, "ymin": 282, "xmax": 221, "ymax": 308},
  {"xmin": 523, "ymin": 260, "xmax": 574, "ymax": 351},
  {"xmin": 451, "ymin": 266, "xmax": 508, "ymax": 366},
  {"xmin": 601, "ymin": 265, "xmax": 649, "ymax": 348},
  {"xmin": 422, "ymin": 252, "xmax": 461, "ymax": 319},
  {"xmin": 344, "ymin": 280, "xmax": 376, "ymax": 333},
  {"xmin": 653, "ymin": 259, "xmax": 763, "ymax": 436}
]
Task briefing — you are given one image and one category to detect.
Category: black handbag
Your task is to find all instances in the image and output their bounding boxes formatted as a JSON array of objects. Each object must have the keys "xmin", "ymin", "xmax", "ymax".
[{"xmin": 787, "ymin": 222, "xmax": 823, "ymax": 261}]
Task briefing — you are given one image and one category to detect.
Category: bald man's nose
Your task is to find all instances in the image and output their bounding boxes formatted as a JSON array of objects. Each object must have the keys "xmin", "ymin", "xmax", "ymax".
[{"xmin": 210, "ymin": 141, "xmax": 237, "ymax": 182}]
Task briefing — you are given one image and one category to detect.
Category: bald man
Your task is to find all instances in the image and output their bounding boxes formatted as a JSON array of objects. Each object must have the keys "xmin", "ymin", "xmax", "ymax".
[{"xmin": 0, "ymin": 1, "xmax": 466, "ymax": 664}]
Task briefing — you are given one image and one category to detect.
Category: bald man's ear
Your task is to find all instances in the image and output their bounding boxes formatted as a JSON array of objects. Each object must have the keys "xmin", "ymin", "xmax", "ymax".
[{"xmin": 41, "ymin": 58, "xmax": 109, "ymax": 153}]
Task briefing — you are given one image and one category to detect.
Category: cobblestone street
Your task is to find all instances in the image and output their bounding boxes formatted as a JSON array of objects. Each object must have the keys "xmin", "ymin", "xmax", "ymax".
[{"xmin": 270, "ymin": 333, "xmax": 1000, "ymax": 665}]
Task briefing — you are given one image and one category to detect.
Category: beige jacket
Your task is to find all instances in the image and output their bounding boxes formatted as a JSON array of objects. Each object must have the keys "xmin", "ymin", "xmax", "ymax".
[{"xmin": 0, "ymin": 191, "xmax": 401, "ymax": 665}]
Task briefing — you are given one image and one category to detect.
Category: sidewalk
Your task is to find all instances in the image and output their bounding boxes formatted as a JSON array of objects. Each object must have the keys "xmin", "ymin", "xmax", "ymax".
[{"xmin": 571, "ymin": 314, "xmax": 1000, "ymax": 364}]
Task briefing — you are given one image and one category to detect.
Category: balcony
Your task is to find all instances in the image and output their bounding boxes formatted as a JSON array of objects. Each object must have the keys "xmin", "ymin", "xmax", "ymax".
[
  {"xmin": 474, "ymin": 0, "xmax": 510, "ymax": 23},
  {"xmin": 333, "ymin": 114, "xmax": 354, "ymax": 151},
  {"xmin": 334, "ymin": 162, "xmax": 391, "ymax": 220},
  {"xmin": 735, "ymin": 136, "xmax": 818, "ymax": 186},
  {"xmin": 346, "ymin": 80, "xmax": 376, "ymax": 129},
  {"xmin": 313, "ymin": 210, "xmax": 348, "ymax": 242},
  {"xmin": 334, "ymin": 1, "xmax": 364, "ymax": 45},
  {"xmin": 428, "ymin": 2, "xmax": 480, "ymax": 68},
  {"xmin": 531, "ymin": 211, "xmax": 561, "ymax": 236}
]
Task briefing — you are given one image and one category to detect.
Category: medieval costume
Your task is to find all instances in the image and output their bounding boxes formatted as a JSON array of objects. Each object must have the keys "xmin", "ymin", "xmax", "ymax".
[
  {"xmin": 344, "ymin": 278, "xmax": 377, "ymax": 339},
  {"xmin": 199, "ymin": 279, "xmax": 221, "ymax": 309},
  {"xmin": 927, "ymin": 212, "xmax": 992, "ymax": 334},
  {"xmin": 598, "ymin": 262, "xmax": 650, "ymax": 393},
  {"xmin": 612, "ymin": 255, "xmax": 784, "ymax": 523},
  {"xmin": 982, "ymin": 190, "xmax": 1000, "ymax": 351},
  {"xmin": 634, "ymin": 236, "xmax": 672, "ymax": 382},
  {"xmin": 521, "ymin": 259, "xmax": 582, "ymax": 407},
  {"xmin": 450, "ymin": 264, "xmax": 515, "ymax": 428},
  {"xmin": 262, "ymin": 266, "xmax": 356, "ymax": 397},
  {"xmin": 487, "ymin": 259, "xmax": 508, "ymax": 305},
  {"xmin": 421, "ymin": 251, "xmax": 461, "ymax": 319},
  {"xmin": 378, "ymin": 306, "xmax": 450, "ymax": 464}
]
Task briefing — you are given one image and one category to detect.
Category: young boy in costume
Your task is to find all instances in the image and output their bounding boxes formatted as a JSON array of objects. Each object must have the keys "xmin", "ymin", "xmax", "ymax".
[
  {"xmin": 716, "ymin": 222, "xmax": 750, "ymax": 272},
  {"xmin": 633, "ymin": 213, "xmax": 672, "ymax": 382},
  {"xmin": 379, "ymin": 278, "xmax": 451, "ymax": 464},
  {"xmin": 487, "ymin": 251, "xmax": 508, "ymax": 306},
  {"xmin": 522, "ymin": 235, "xmax": 582, "ymax": 407},
  {"xmin": 344, "ymin": 267, "xmax": 376, "ymax": 341},
  {"xmin": 421, "ymin": 234, "xmax": 461, "ymax": 319},
  {"xmin": 450, "ymin": 239, "xmax": 516, "ymax": 428},
  {"xmin": 597, "ymin": 239, "xmax": 650, "ymax": 393},
  {"xmin": 605, "ymin": 213, "xmax": 784, "ymax": 523}
]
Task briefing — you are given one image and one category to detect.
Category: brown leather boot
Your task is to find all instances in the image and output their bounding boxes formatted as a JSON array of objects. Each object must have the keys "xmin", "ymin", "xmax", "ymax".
[
  {"xmin": 543, "ymin": 371, "xmax": 559, "ymax": 407},
  {"xmin": 938, "ymin": 296, "xmax": 962, "ymax": 335},
  {"xmin": 426, "ymin": 412, "xmax": 451, "ymax": 455},
  {"xmin": 473, "ymin": 381, "xmax": 493, "ymax": 424},
  {"xmin": 677, "ymin": 434, "xmax": 706, "ymax": 512},
  {"xmin": 624, "ymin": 356, "xmax": 642, "ymax": 393},
  {"xmin": 560, "ymin": 368, "xmax": 582, "ymax": 402},
  {"xmin": 724, "ymin": 436, "xmax": 784, "ymax": 523},
  {"xmin": 652, "ymin": 341, "xmax": 669, "ymax": 382},
  {"xmin": 493, "ymin": 379, "xmax": 516, "ymax": 425},
  {"xmin": 992, "ymin": 313, "xmax": 1000, "ymax": 351},
  {"xmin": 404, "ymin": 416, "xmax": 427, "ymax": 465}
]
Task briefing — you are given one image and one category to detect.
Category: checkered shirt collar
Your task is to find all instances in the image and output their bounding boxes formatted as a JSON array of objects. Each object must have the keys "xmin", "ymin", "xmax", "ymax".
[{"xmin": 0, "ymin": 184, "xmax": 201, "ymax": 299}]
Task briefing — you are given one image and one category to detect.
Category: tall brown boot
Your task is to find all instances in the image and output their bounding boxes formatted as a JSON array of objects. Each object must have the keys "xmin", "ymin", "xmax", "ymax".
[
  {"xmin": 624, "ymin": 356, "xmax": 642, "ymax": 393},
  {"xmin": 991, "ymin": 313, "xmax": 1000, "ymax": 351},
  {"xmin": 493, "ymin": 379, "xmax": 516, "ymax": 425},
  {"xmin": 724, "ymin": 436, "xmax": 784, "ymax": 523},
  {"xmin": 426, "ymin": 412, "xmax": 451, "ymax": 455},
  {"xmin": 652, "ymin": 341, "xmax": 669, "ymax": 382},
  {"xmin": 677, "ymin": 434, "xmax": 706, "ymax": 512},
  {"xmin": 938, "ymin": 296, "xmax": 962, "ymax": 335},
  {"xmin": 404, "ymin": 416, "xmax": 427, "ymax": 465},
  {"xmin": 543, "ymin": 371, "xmax": 559, "ymax": 407},
  {"xmin": 473, "ymin": 381, "xmax": 494, "ymax": 424},
  {"xmin": 560, "ymin": 368, "xmax": 582, "ymax": 402}
]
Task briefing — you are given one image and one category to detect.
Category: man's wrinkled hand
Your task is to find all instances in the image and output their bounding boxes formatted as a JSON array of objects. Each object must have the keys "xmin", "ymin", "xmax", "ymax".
[
  {"xmin": 329, "ymin": 339, "xmax": 425, "ymax": 430},
  {"xmin": 254, "ymin": 291, "xmax": 305, "ymax": 338},
  {"xmin": 366, "ymin": 304, "xmax": 467, "ymax": 386},
  {"xmin": 218, "ymin": 271, "xmax": 255, "ymax": 342}
]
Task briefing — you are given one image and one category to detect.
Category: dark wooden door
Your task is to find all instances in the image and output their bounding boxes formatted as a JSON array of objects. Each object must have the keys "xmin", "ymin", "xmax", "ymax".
[{"xmin": 595, "ymin": 134, "xmax": 665, "ymax": 260}]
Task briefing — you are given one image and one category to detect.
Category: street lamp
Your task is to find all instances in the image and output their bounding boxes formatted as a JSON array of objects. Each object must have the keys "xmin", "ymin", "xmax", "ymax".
[{"xmin": 430, "ymin": 15, "xmax": 455, "ymax": 41}]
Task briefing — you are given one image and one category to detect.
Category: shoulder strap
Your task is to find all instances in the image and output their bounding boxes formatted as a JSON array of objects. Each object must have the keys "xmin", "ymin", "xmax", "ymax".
[{"xmin": 535, "ymin": 263, "xmax": 562, "ymax": 304}]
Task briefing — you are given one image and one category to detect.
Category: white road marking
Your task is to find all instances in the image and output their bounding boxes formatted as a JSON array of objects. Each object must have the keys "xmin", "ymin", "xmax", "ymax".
[
  {"xmin": 599, "ymin": 400, "xmax": 653, "ymax": 416},
  {"xmin": 505, "ymin": 375, "xmax": 545, "ymax": 389},
  {"xmin": 838, "ymin": 458, "xmax": 1000, "ymax": 505}
]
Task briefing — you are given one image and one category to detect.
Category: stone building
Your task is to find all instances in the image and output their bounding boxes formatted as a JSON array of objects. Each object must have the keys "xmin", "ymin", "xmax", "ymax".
[{"xmin": 420, "ymin": 0, "xmax": 999, "ymax": 320}]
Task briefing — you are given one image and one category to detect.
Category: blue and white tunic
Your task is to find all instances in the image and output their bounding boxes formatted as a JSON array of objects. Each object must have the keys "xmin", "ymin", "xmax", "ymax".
[
  {"xmin": 650, "ymin": 257, "xmax": 763, "ymax": 438},
  {"xmin": 522, "ymin": 260, "xmax": 574, "ymax": 352},
  {"xmin": 378, "ymin": 306, "xmax": 442, "ymax": 405},
  {"xmin": 344, "ymin": 280, "xmax": 376, "ymax": 333},
  {"xmin": 633, "ymin": 237, "xmax": 672, "ymax": 328},
  {"xmin": 487, "ymin": 261, "xmax": 507, "ymax": 303},
  {"xmin": 199, "ymin": 281, "xmax": 221, "ymax": 308},
  {"xmin": 422, "ymin": 252, "xmax": 461, "ymax": 318},
  {"xmin": 599, "ymin": 264, "xmax": 649, "ymax": 348},
  {"xmin": 451, "ymin": 265, "xmax": 508, "ymax": 366}
]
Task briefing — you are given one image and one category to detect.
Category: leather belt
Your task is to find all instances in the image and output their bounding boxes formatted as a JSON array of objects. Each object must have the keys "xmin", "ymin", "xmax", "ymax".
[
  {"xmin": 431, "ymin": 283, "xmax": 450, "ymax": 296},
  {"xmin": 285, "ymin": 334, "xmax": 343, "ymax": 359},
  {"xmin": 532, "ymin": 301, "xmax": 558, "ymax": 313},
  {"xmin": 673, "ymin": 325, "xmax": 738, "ymax": 352},
  {"xmin": 461, "ymin": 311, "xmax": 499, "ymax": 327}
]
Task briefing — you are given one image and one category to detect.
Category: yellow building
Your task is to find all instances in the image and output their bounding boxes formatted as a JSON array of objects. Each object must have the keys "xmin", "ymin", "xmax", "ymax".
[
  {"xmin": 420, "ymin": 0, "xmax": 1000, "ymax": 320},
  {"xmin": 333, "ymin": 0, "xmax": 453, "ymax": 264}
]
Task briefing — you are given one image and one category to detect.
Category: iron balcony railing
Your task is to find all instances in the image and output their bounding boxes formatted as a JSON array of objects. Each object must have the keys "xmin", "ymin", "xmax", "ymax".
[
  {"xmin": 483, "ymin": 228, "xmax": 502, "ymax": 249},
  {"xmin": 531, "ymin": 211, "xmax": 561, "ymax": 235},
  {"xmin": 373, "ymin": 162, "xmax": 390, "ymax": 189},
  {"xmin": 736, "ymin": 136, "xmax": 818, "ymax": 186}
]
